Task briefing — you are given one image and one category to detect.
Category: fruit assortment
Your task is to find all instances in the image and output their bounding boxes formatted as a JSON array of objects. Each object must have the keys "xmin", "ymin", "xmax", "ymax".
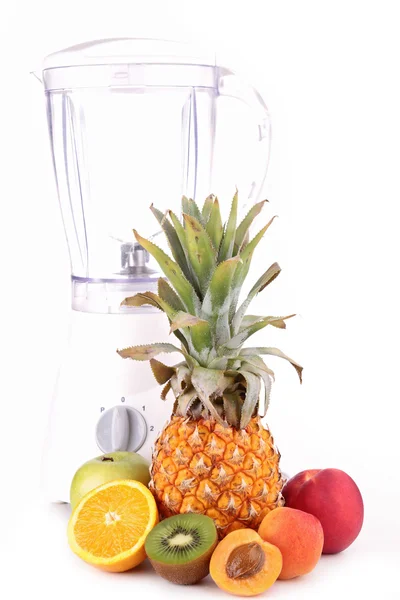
[
  {"xmin": 67, "ymin": 456, "xmax": 363, "ymax": 593},
  {"xmin": 66, "ymin": 195, "xmax": 364, "ymax": 594}
]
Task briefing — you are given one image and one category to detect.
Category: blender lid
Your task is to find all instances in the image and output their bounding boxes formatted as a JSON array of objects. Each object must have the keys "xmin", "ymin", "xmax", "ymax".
[{"xmin": 42, "ymin": 38, "xmax": 218, "ymax": 91}]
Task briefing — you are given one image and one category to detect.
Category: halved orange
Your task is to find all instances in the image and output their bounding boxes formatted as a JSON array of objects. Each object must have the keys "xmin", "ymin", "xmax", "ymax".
[{"xmin": 67, "ymin": 479, "xmax": 159, "ymax": 572}]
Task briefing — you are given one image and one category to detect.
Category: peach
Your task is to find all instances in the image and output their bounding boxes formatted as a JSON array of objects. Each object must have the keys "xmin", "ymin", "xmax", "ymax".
[
  {"xmin": 258, "ymin": 507, "xmax": 323, "ymax": 580},
  {"xmin": 210, "ymin": 529, "xmax": 282, "ymax": 596},
  {"xmin": 283, "ymin": 468, "xmax": 364, "ymax": 554}
]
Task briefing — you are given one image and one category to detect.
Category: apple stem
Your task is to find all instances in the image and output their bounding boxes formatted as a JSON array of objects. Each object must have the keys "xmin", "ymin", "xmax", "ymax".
[{"xmin": 102, "ymin": 457, "xmax": 114, "ymax": 462}]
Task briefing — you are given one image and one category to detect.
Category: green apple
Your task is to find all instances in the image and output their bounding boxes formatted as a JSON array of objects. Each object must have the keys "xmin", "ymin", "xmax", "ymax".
[{"xmin": 70, "ymin": 451, "xmax": 150, "ymax": 511}]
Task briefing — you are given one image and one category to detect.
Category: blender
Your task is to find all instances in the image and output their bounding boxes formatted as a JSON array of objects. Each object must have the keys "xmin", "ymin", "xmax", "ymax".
[{"xmin": 36, "ymin": 38, "xmax": 271, "ymax": 502}]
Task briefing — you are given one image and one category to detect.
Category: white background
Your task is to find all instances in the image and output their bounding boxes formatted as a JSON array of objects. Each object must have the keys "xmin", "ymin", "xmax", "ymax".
[{"xmin": 1, "ymin": 1, "xmax": 399, "ymax": 598}]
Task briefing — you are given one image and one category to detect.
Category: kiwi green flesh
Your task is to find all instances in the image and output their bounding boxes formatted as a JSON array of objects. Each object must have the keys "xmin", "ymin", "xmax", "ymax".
[{"xmin": 145, "ymin": 514, "xmax": 217, "ymax": 566}]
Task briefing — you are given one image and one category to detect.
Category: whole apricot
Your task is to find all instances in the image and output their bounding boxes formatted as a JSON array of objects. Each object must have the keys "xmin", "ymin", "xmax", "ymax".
[{"xmin": 258, "ymin": 507, "xmax": 323, "ymax": 579}]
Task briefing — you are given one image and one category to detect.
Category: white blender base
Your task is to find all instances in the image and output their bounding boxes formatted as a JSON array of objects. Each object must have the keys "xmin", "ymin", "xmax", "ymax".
[{"xmin": 41, "ymin": 309, "xmax": 179, "ymax": 504}]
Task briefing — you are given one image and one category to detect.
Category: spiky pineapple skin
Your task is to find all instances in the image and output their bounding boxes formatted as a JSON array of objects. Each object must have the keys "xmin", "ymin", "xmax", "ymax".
[{"xmin": 149, "ymin": 415, "xmax": 284, "ymax": 538}]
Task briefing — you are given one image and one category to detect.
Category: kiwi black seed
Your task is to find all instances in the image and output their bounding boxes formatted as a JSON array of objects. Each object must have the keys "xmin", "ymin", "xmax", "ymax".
[{"xmin": 145, "ymin": 513, "xmax": 218, "ymax": 585}]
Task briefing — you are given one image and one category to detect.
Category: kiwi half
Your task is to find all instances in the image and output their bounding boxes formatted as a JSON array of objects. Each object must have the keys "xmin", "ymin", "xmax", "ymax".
[{"xmin": 145, "ymin": 513, "xmax": 218, "ymax": 585}]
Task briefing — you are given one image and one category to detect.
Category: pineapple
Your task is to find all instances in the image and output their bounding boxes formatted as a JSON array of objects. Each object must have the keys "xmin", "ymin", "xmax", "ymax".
[{"xmin": 118, "ymin": 192, "xmax": 302, "ymax": 538}]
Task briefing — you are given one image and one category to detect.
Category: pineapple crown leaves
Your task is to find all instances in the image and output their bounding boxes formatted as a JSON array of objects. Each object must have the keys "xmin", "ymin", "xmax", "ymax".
[{"xmin": 118, "ymin": 192, "xmax": 302, "ymax": 429}]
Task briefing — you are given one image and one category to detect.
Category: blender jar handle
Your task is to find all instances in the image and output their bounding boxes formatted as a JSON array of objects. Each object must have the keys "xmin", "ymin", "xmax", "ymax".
[{"xmin": 217, "ymin": 69, "xmax": 271, "ymax": 203}]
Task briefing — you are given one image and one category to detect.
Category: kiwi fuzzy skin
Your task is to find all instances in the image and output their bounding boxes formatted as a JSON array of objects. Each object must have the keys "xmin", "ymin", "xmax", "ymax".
[{"xmin": 148, "ymin": 539, "xmax": 218, "ymax": 585}]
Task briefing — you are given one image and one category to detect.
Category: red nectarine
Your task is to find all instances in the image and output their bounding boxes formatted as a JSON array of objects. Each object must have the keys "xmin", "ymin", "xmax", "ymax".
[
  {"xmin": 283, "ymin": 468, "xmax": 363, "ymax": 554},
  {"xmin": 282, "ymin": 469, "xmax": 321, "ymax": 506}
]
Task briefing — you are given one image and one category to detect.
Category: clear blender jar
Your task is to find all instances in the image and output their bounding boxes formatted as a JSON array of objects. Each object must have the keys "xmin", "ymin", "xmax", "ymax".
[
  {"xmin": 42, "ymin": 38, "xmax": 271, "ymax": 311},
  {"xmin": 39, "ymin": 38, "xmax": 272, "ymax": 501}
]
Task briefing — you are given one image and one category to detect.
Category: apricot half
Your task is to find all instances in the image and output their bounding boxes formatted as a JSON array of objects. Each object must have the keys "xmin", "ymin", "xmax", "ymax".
[{"xmin": 210, "ymin": 529, "xmax": 282, "ymax": 597}]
